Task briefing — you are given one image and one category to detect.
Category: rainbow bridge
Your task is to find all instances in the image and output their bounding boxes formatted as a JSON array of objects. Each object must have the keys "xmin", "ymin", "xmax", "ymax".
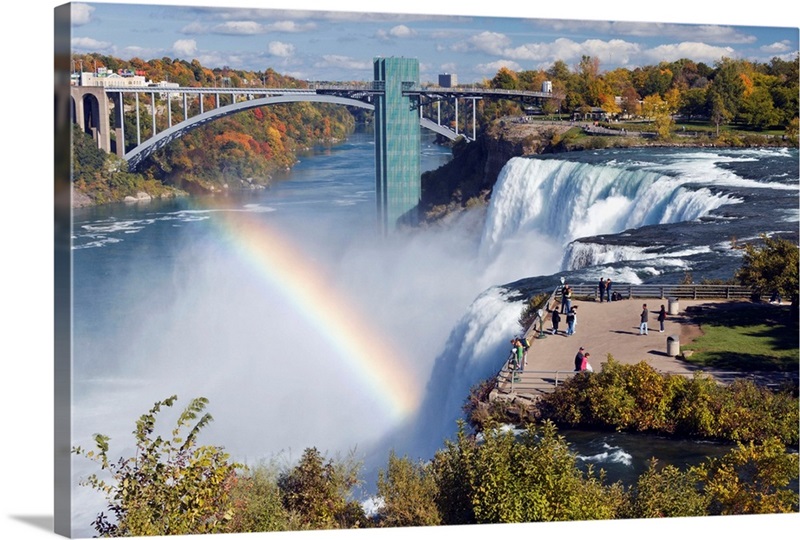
[{"xmin": 70, "ymin": 58, "xmax": 553, "ymax": 232}]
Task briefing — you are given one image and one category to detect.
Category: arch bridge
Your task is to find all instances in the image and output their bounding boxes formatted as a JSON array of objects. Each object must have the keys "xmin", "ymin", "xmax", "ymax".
[{"xmin": 71, "ymin": 58, "xmax": 554, "ymax": 232}]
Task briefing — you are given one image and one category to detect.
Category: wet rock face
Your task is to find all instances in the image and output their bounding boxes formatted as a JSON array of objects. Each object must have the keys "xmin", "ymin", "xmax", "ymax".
[{"xmin": 421, "ymin": 121, "xmax": 572, "ymax": 219}]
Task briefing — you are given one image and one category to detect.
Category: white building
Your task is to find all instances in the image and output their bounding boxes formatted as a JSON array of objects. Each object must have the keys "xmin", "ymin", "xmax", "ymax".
[{"xmin": 80, "ymin": 72, "xmax": 148, "ymax": 87}]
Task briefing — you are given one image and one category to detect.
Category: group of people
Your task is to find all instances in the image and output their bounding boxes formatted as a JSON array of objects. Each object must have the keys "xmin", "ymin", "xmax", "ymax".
[
  {"xmin": 508, "ymin": 336, "xmax": 529, "ymax": 371},
  {"xmin": 573, "ymin": 346, "xmax": 593, "ymax": 372},
  {"xmin": 550, "ymin": 305, "xmax": 578, "ymax": 336},
  {"xmin": 640, "ymin": 303, "xmax": 668, "ymax": 335},
  {"xmin": 504, "ymin": 280, "xmax": 672, "ymax": 376}
]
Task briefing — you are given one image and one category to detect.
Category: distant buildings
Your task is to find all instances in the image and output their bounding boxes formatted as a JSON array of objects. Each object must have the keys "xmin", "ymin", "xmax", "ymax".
[
  {"xmin": 78, "ymin": 67, "xmax": 148, "ymax": 87},
  {"xmin": 438, "ymin": 73, "xmax": 457, "ymax": 87},
  {"xmin": 75, "ymin": 67, "xmax": 182, "ymax": 99}
]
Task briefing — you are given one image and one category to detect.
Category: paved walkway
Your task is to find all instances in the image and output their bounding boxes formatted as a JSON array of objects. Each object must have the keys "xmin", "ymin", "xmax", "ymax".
[{"xmin": 496, "ymin": 297, "xmax": 744, "ymax": 397}]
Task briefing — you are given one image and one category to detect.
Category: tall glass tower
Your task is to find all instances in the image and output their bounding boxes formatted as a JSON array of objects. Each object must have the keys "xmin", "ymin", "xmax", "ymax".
[{"xmin": 373, "ymin": 57, "xmax": 420, "ymax": 234}]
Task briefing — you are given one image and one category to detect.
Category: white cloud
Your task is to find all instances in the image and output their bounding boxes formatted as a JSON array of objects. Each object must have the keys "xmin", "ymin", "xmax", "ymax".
[
  {"xmin": 71, "ymin": 37, "xmax": 111, "ymax": 51},
  {"xmin": 389, "ymin": 25, "xmax": 417, "ymax": 38},
  {"xmin": 452, "ymin": 31, "xmax": 512, "ymax": 55},
  {"xmin": 213, "ymin": 21, "xmax": 265, "ymax": 35},
  {"xmin": 180, "ymin": 22, "xmax": 209, "ymax": 35},
  {"xmin": 475, "ymin": 59, "xmax": 522, "ymax": 75},
  {"xmin": 266, "ymin": 21, "xmax": 317, "ymax": 33},
  {"xmin": 173, "ymin": 39, "xmax": 198, "ymax": 57},
  {"xmin": 314, "ymin": 55, "xmax": 372, "ymax": 71},
  {"xmin": 577, "ymin": 39, "xmax": 641, "ymax": 66},
  {"xmin": 268, "ymin": 41, "xmax": 295, "ymax": 58},
  {"xmin": 71, "ymin": 3, "xmax": 94, "ymax": 26},
  {"xmin": 761, "ymin": 40, "xmax": 791, "ymax": 53},
  {"xmin": 538, "ymin": 20, "xmax": 757, "ymax": 44},
  {"xmin": 642, "ymin": 42, "xmax": 736, "ymax": 64}
]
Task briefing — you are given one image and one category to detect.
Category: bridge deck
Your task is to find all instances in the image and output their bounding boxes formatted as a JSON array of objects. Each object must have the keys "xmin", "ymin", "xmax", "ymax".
[{"xmin": 495, "ymin": 297, "xmax": 794, "ymax": 399}]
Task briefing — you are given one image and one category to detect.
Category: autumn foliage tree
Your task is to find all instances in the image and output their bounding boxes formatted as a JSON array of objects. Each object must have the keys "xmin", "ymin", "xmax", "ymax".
[
  {"xmin": 72, "ymin": 396, "xmax": 241, "ymax": 537},
  {"xmin": 736, "ymin": 234, "xmax": 800, "ymax": 306}
]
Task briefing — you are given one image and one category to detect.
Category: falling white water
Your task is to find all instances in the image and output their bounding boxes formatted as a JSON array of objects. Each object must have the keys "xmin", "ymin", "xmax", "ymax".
[{"xmin": 479, "ymin": 157, "xmax": 740, "ymax": 256}]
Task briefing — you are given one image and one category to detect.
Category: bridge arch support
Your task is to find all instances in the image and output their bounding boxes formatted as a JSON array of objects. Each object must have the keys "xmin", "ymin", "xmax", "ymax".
[
  {"xmin": 71, "ymin": 87, "xmax": 113, "ymax": 153},
  {"xmin": 124, "ymin": 94, "xmax": 376, "ymax": 170}
]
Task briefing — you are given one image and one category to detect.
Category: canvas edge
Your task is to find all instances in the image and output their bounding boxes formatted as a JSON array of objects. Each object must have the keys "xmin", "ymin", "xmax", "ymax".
[{"xmin": 54, "ymin": 2, "xmax": 73, "ymax": 538}]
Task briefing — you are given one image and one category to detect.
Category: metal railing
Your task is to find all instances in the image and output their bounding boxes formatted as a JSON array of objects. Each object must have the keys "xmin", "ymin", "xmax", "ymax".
[
  {"xmin": 494, "ymin": 367, "xmax": 798, "ymax": 398},
  {"xmin": 564, "ymin": 283, "xmax": 752, "ymax": 301}
]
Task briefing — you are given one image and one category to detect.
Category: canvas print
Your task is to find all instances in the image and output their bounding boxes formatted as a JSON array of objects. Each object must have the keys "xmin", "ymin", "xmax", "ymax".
[{"xmin": 54, "ymin": 1, "xmax": 799, "ymax": 538}]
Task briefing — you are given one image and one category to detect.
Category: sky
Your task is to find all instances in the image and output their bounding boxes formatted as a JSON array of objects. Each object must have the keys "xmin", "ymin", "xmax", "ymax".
[{"xmin": 67, "ymin": 0, "xmax": 800, "ymax": 85}]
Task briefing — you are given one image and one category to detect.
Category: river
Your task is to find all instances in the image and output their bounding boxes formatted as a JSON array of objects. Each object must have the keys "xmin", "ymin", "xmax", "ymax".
[{"xmin": 69, "ymin": 127, "xmax": 798, "ymax": 536}]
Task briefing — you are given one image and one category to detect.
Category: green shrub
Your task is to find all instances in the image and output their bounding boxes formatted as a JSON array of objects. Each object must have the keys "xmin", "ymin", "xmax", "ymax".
[{"xmin": 538, "ymin": 356, "xmax": 798, "ymax": 445}]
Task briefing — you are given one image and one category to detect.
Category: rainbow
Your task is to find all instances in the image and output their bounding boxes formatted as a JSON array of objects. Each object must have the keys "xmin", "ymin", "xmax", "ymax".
[{"xmin": 215, "ymin": 209, "xmax": 420, "ymax": 422}]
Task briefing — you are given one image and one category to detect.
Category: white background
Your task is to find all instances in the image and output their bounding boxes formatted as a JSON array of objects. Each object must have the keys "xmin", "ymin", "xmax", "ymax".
[{"xmin": 1, "ymin": 1, "xmax": 797, "ymax": 539}]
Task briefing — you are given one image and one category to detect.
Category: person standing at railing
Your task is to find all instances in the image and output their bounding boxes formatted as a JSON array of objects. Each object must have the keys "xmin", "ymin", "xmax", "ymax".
[
  {"xmin": 599, "ymin": 277, "xmax": 606, "ymax": 302},
  {"xmin": 605, "ymin": 278, "xmax": 613, "ymax": 302}
]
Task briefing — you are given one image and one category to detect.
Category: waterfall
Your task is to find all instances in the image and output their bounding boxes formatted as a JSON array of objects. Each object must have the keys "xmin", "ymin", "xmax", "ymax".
[
  {"xmin": 479, "ymin": 157, "xmax": 739, "ymax": 257},
  {"xmin": 411, "ymin": 154, "xmax": 743, "ymax": 449}
]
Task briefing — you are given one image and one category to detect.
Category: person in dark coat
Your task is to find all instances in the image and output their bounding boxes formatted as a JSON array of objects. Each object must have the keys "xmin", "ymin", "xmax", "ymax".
[
  {"xmin": 551, "ymin": 309, "xmax": 561, "ymax": 335},
  {"xmin": 639, "ymin": 303, "xmax": 649, "ymax": 335},
  {"xmin": 658, "ymin": 304, "xmax": 667, "ymax": 332},
  {"xmin": 599, "ymin": 278, "xmax": 606, "ymax": 302},
  {"xmin": 574, "ymin": 347, "xmax": 585, "ymax": 371}
]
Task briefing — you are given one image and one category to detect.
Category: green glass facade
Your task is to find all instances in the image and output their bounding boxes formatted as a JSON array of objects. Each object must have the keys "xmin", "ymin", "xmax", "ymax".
[{"xmin": 373, "ymin": 57, "xmax": 420, "ymax": 234}]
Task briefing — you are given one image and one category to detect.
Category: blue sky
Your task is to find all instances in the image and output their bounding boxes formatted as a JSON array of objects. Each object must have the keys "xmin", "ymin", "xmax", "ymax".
[{"xmin": 68, "ymin": 0, "xmax": 799, "ymax": 84}]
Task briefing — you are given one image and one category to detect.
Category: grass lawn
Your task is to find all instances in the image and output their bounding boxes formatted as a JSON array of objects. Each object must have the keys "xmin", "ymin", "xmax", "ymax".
[{"xmin": 682, "ymin": 302, "xmax": 799, "ymax": 371}]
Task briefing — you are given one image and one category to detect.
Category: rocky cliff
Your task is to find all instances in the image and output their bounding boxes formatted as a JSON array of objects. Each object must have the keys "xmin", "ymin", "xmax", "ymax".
[{"xmin": 420, "ymin": 120, "xmax": 575, "ymax": 222}]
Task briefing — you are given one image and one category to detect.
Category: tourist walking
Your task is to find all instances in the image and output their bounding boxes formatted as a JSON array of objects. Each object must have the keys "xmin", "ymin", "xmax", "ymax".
[
  {"xmin": 574, "ymin": 347, "xmax": 585, "ymax": 371},
  {"xmin": 598, "ymin": 278, "xmax": 606, "ymax": 302},
  {"xmin": 658, "ymin": 304, "xmax": 667, "ymax": 332},
  {"xmin": 551, "ymin": 309, "xmax": 561, "ymax": 335},
  {"xmin": 639, "ymin": 303, "xmax": 649, "ymax": 335},
  {"xmin": 581, "ymin": 352, "xmax": 593, "ymax": 372}
]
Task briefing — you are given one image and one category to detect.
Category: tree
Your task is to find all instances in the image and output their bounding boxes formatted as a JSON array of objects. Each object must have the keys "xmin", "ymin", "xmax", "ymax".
[
  {"xmin": 376, "ymin": 451, "xmax": 441, "ymax": 527},
  {"xmin": 226, "ymin": 462, "xmax": 292, "ymax": 533},
  {"xmin": 641, "ymin": 94, "xmax": 675, "ymax": 139},
  {"xmin": 491, "ymin": 67, "xmax": 519, "ymax": 90},
  {"xmin": 699, "ymin": 437, "xmax": 799, "ymax": 515},
  {"xmin": 277, "ymin": 447, "xmax": 365, "ymax": 529},
  {"xmin": 736, "ymin": 234, "xmax": 799, "ymax": 305},
  {"xmin": 708, "ymin": 89, "xmax": 733, "ymax": 136},
  {"xmin": 72, "ymin": 396, "xmax": 241, "ymax": 537},
  {"xmin": 626, "ymin": 459, "xmax": 710, "ymax": 518},
  {"xmin": 620, "ymin": 86, "xmax": 641, "ymax": 118}
]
